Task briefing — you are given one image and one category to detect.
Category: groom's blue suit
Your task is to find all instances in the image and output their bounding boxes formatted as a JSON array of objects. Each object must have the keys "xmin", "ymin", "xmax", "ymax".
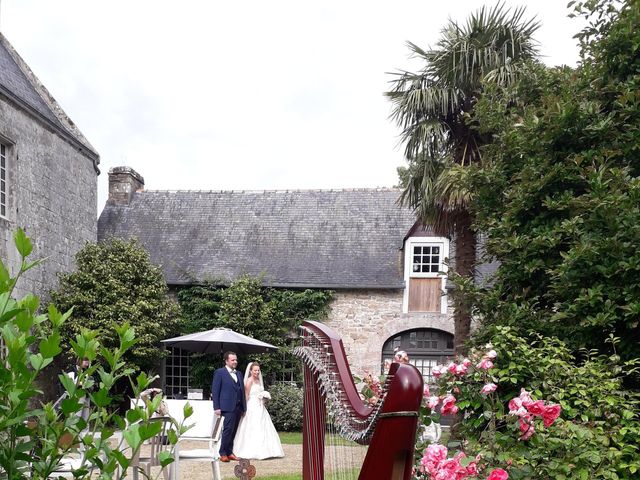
[{"xmin": 212, "ymin": 367, "xmax": 246, "ymax": 457}]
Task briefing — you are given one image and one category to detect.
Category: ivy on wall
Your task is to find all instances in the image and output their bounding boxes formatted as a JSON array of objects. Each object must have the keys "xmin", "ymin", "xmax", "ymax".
[{"xmin": 176, "ymin": 276, "xmax": 332, "ymax": 391}]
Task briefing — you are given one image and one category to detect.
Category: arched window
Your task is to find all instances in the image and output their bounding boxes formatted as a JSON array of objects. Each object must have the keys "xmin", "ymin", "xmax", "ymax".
[{"xmin": 381, "ymin": 328, "xmax": 454, "ymax": 383}]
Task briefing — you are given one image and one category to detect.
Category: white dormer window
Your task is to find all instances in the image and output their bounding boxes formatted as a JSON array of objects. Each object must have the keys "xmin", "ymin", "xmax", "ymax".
[
  {"xmin": 411, "ymin": 244, "xmax": 442, "ymax": 275},
  {"xmin": 403, "ymin": 237, "xmax": 449, "ymax": 314},
  {"xmin": 0, "ymin": 143, "xmax": 7, "ymax": 218}
]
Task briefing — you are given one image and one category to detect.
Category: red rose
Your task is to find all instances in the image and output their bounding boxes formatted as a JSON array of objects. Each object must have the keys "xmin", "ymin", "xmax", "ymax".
[{"xmin": 487, "ymin": 468, "xmax": 509, "ymax": 480}]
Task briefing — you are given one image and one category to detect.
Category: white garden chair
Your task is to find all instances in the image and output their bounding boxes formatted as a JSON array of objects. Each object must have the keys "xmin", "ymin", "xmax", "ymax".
[{"xmin": 173, "ymin": 415, "xmax": 223, "ymax": 480}]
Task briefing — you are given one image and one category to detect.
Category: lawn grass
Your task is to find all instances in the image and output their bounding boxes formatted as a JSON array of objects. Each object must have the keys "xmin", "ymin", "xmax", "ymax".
[
  {"xmin": 258, "ymin": 469, "xmax": 360, "ymax": 480},
  {"xmin": 278, "ymin": 431, "xmax": 360, "ymax": 446},
  {"xmin": 278, "ymin": 431, "xmax": 302, "ymax": 444}
]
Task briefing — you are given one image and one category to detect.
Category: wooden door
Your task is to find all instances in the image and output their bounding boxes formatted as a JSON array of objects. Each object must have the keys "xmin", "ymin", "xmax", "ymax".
[{"xmin": 408, "ymin": 278, "xmax": 441, "ymax": 312}]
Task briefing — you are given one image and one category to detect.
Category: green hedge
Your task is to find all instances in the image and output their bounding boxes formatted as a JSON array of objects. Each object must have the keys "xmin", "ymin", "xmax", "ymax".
[{"xmin": 267, "ymin": 383, "xmax": 304, "ymax": 432}]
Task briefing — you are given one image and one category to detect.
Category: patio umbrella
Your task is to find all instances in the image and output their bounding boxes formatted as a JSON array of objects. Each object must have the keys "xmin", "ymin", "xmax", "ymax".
[{"xmin": 161, "ymin": 328, "xmax": 278, "ymax": 355}]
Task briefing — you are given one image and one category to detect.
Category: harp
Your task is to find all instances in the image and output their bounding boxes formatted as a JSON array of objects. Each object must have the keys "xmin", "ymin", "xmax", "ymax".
[{"xmin": 294, "ymin": 320, "xmax": 423, "ymax": 480}]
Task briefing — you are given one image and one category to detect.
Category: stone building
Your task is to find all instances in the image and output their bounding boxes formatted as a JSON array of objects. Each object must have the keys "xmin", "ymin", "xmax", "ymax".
[
  {"xmin": 98, "ymin": 167, "xmax": 490, "ymax": 392},
  {"xmin": 0, "ymin": 33, "xmax": 99, "ymax": 300}
]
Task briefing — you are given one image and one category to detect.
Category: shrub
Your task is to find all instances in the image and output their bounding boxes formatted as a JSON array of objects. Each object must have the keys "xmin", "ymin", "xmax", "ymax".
[
  {"xmin": 176, "ymin": 278, "xmax": 332, "ymax": 391},
  {"xmin": 268, "ymin": 383, "xmax": 303, "ymax": 432},
  {"xmin": 0, "ymin": 229, "xmax": 192, "ymax": 479},
  {"xmin": 417, "ymin": 326, "xmax": 640, "ymax": 479},
  {"xmin": 51, "ymin": 238, "xmax": 180, "ymax": 373}
]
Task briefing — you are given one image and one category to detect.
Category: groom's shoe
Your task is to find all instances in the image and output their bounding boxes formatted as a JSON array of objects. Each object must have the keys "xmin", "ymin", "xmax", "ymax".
[
  {"xmin": 228, "ymin": 454, "xmax": 239, "ymax": 461},
  {"xmin": 220, "ymin": 455, "xmax": 230, "ymax": 463}
]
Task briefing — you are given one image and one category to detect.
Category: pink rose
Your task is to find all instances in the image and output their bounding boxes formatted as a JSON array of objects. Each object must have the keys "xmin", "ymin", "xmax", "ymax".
[
  {"xmin": 447, "ymin": 362, "xmax": 457, "ymax": 374},
  {"xmin": 432, "ymin": 365, "xmax": 444, "ymax": 378},
  {"xmin": 519, "ymin": 388, "xmax": 533, "ymax": 406},
  {"xmin": 440, "ymin": 394, "xmax": 459, "ymax": 415},
  {"xmin": 454, "ymin": 363, "xmax": 468, "ymax": 375},
  {"xmin": 542, "ymin": 403, "xmax": 561, "ymax": 427},
  {"xmin": 462, "ymin": 358, "xmax": 472, "ymax": 367},
  {"xmin": 476, "ymin": 358, "xmax": 494, "ymax": 370},
  {"xmin": 525, "ymin": 400, "xmax": 545, "ymax": 417},
  {"xmin": 487, "ymin": 468, "xmax": 509, "ymax": 480},
  {"xmin": 486, "ymin": 349, "xmax": 497, "ymax": 359},
  {"xmin": 428, "ymin": 396, "xmax": 440, "ymax": 410},
  {"xmin": 421, "ymin": 444, "xmax": 448, "ymax": 475},
  {"xmin": 508, "ymin": 397, "xmax": 527, "ymax": 417},
  {"xmin": 466, "ymin": 461, "xmax": 478, "ymax": 476},
  {"xmin": 480, "ymin": 382, "xmax": 497, "ymax": 394},
  {"xmin": 423, "ymin": 385, "xmax": 431, "ymax": 398},
  {"xmin": 519, "ymin": 416, "xmax": 535, "ymax": 440}
]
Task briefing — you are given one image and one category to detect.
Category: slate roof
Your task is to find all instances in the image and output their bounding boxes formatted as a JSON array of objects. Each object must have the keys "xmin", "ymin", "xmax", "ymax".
[
  {"xmin": 98, "ymin": 188, "xmax": 418, "ymax": 289},
  {"xmin": 0, "ymin": 33, "xmax": 99, "ymax": 170}
]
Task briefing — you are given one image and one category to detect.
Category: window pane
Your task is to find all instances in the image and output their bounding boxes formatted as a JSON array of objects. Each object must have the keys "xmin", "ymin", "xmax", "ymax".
[
  {"xmin": 433, "ymin": 246, "xmax": 440, "ymax": 254},
  {"xmin": 421, "ymin": 265, "xmax": 429, "ymax": 272},
  {"xmin": 430, "ymin": 265, "xmax": 439, "ymax": 272},
  {"xmin": 413, "ymin": 256, "xmax": 421, "ymax": 264},
  {"xmin": 413, "ymin": 265, "xmax": 420, "ymax": 272},
  {"xmin": 413, "ymin": 246, "xmax": 422, "ymax": 254},
  {"xmin": 422, "ymin": 255, "xmax": 430, "ymax": 263},
  {"xmin": 1, "ymin": 206, "xmax": 4, "ymax": 217}
]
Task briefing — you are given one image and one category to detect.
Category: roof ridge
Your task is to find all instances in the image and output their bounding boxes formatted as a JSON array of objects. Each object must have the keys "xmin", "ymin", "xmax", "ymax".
[
  {"xmin": 0, "ymin": 33, "xmax": 99, "ymax": 168},
  {"xmin": 141, "ymin": 187, "xmax": 401, "ymax": 194}
]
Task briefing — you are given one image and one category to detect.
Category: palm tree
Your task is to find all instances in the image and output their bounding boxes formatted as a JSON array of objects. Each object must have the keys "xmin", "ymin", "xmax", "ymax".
[{"xmin": 386, "ymin": 4, "xmax": 539, "ymax": 354}]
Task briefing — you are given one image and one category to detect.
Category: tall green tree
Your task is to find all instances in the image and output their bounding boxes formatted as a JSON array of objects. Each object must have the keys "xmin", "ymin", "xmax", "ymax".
[
  {"xmin": 51, "ymin": 239, "xmax": 180, "ymax": 372},
  {"xmin": 465, "ymin": 0, "xmax": 640, "ymax": 366},
  {"xmin": 386, "ymin": 4, "xmax": 539, "ymax": 353}
]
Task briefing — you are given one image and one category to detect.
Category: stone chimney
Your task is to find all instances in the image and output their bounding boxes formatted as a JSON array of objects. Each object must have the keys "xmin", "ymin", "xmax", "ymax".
[{"xmin": 107, "ymin": 167, "xmax": 144, "ymax": 205}]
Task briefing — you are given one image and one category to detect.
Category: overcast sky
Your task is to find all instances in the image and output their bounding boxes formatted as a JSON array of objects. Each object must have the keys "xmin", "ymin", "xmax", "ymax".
[{"xmin": 1, "ymin": 1, "xmax": 584, "ymax": 213}]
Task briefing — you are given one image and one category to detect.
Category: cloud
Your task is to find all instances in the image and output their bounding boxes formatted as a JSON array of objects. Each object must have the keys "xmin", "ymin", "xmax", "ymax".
[{"xmin": 2, "ymin": 0, "xmax": 583, "ymax": 211}]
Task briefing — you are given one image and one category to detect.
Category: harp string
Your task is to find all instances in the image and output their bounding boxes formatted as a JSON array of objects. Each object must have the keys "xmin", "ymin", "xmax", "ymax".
[{"xmin": 297, "ymin": 324, "xmax": 394, "ymax": 479}]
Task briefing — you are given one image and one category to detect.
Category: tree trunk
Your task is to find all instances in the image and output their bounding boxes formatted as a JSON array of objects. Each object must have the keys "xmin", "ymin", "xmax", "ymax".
[{"xmin": 452, "ymin": 211, "xmax": 476, "ymax": 356}]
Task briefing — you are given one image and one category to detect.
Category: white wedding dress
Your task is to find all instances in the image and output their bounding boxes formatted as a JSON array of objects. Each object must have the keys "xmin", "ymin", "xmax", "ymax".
[{"xmin": 233, "ymin": 383, "xmax": 285, "ymax": 459}]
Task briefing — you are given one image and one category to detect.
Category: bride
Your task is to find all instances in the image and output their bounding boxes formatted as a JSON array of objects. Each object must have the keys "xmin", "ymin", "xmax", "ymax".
[{"xmin": 233, "ymin": 361, "xmax": 285, "ymax": 459}]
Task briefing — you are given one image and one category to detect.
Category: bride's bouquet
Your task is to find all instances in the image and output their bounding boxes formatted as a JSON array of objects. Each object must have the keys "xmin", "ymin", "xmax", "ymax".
[{"xmin": 257, "ymin": 391, "xmax": 271, "ymax": 401}]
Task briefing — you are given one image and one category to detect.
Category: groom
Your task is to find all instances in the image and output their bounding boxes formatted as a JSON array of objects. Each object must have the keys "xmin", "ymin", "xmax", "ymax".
[{"xmin": 212, "ymin": 351, "xmax": 246, "ymax": 462}]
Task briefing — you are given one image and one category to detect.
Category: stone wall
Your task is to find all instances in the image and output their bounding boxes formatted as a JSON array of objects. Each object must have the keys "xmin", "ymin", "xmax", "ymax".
[
  {"xmin": 325, "ymin": 289, "xmax": 454, "ymax": 375},
  {"xmin": 0, "ymin": 98, "xmax": 97, "ymax": 301}
]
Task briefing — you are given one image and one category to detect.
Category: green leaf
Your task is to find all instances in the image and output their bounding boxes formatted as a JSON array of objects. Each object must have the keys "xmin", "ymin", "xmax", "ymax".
[
  {"xmin": 157, "ymin": 451, "xmax": 174, "ymax": 467},
  {"xmin": 14, "ymin": 228, "xmax": 32, "ymax": 258},
  {"xmin": 139, "ymin": 420, "xmax": 162, "ymax": 441},
  {"xmin": 90, "ymin": 388, "xmax": 112, "ymax": 408},
  {"xmin": 61, "ymin": 397, "xmax": 82, "ymax": 415},
  {"xmin": 39, "ymin": 332, "xmax": 62, "ymax": 358},
  {"xmin": 126, "ymin": 408, "xmax": 143, "ymax": 425},
  {"xmin": 29, "ymin": 353, "xmax": 44, "ymax": 370},
  {"xmin": 183, "ymin": 402, "xmax": 194, "ymax": 419},
  {"xmin": 123, "ymin": 425, "xmax": 142, "ymax": 450},
  {"xmin": 0, "ymin": 308, "xmax": 23, "ymax": 323},
  {"xmin": 59, "ymin": 373, "xmax": 76, "ymax": 395}
]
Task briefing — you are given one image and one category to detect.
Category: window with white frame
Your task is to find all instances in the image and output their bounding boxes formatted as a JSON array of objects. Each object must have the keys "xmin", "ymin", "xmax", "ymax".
[
  {"xmin": 0, "ymin": 143, "xmax": 7, "ymax": 218},
  {"xmin": 403, "ymin": 237, "xmax": 449, "ymax": 313},
  {"xmin": 411, "ymin": 244, "xmax": 442, "ymax": 275}
]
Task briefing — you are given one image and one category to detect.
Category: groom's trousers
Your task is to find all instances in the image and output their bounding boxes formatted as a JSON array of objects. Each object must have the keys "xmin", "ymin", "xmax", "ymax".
[{"xmin": 220, "ymin": 406, "xmax": 243, "ymax": 456}]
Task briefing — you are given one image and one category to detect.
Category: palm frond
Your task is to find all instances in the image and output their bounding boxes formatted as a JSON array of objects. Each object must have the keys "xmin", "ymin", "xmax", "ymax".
[{"xmin": 389, "ymin": 3, "xmax": 539, "ymax": 233}]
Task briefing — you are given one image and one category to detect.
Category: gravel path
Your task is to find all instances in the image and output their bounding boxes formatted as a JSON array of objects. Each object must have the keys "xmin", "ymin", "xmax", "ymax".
[{"xmin": 150, "ymin": 441, "xmax": 368, "ymax": 479}]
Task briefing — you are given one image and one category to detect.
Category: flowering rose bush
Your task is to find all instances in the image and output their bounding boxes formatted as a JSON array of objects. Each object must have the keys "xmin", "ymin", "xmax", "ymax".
[
  {"xmin": 413, "ymin": 341, "xmax": 564, "ymax": 480},
  {"xmin": 414, "ymin": 326, "xmax": 640, "ymax": 479},
  {"xmin": 354, "ymin": 369, "xmax": 384, "ymax": 406}
]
